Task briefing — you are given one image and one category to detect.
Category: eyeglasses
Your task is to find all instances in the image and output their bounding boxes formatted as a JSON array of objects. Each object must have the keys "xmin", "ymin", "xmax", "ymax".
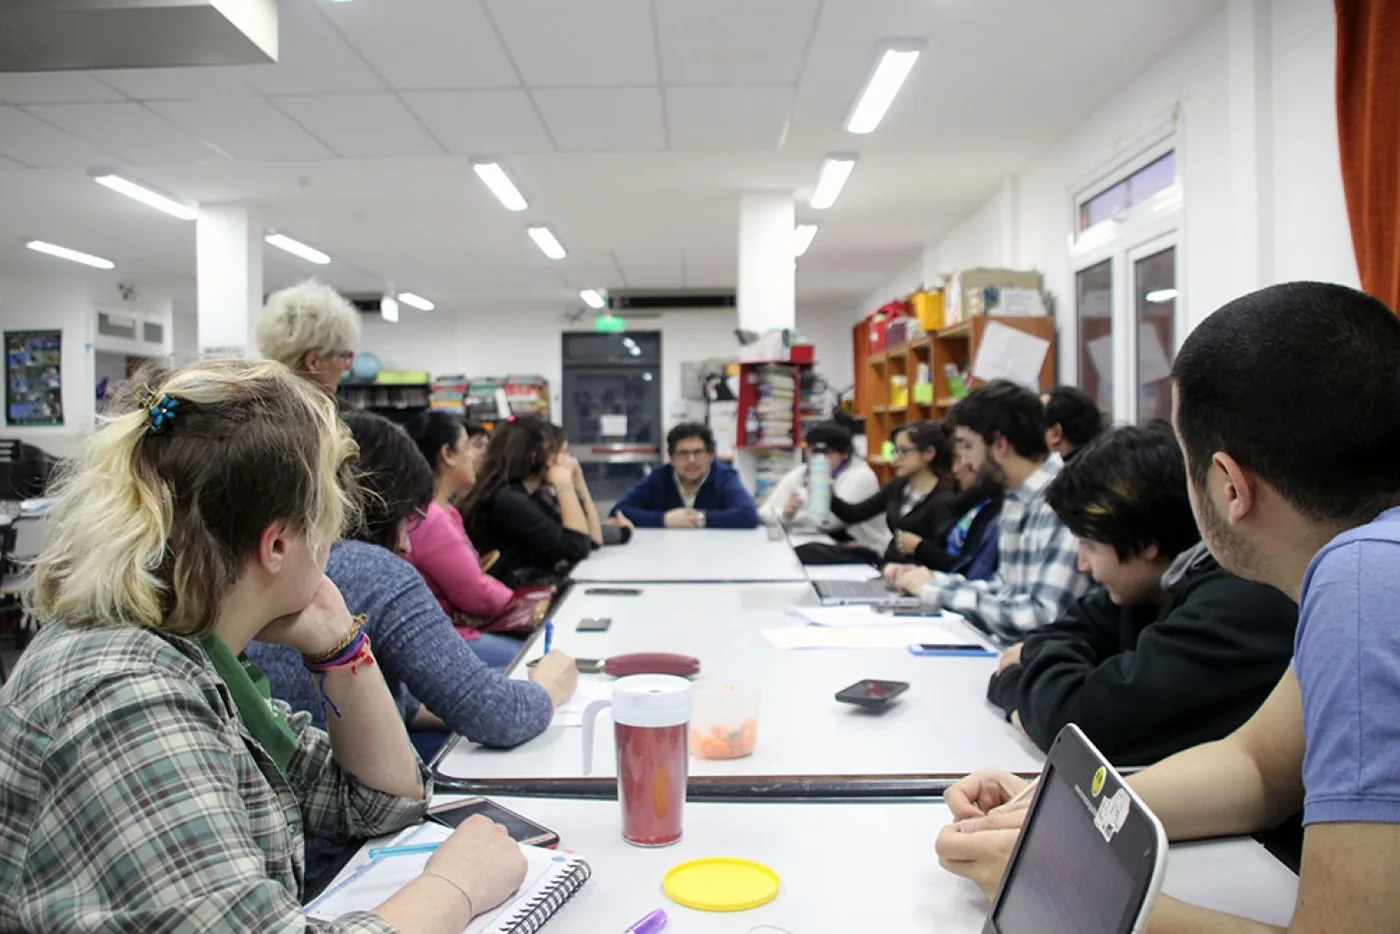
[
  {"xmin": 673, "ymin": 448, "xmax": 710, "ymax": 460},
  {"xmin": 405, "ymin": 507, "xmax": 428, "ymax": 535},
  {"xmin": 894, "ymin": 446, "xmax": 921, "ymax": 457},
  {"xmin": 328, "ymin": 349, "xmax": 355, "ymax": 369}
]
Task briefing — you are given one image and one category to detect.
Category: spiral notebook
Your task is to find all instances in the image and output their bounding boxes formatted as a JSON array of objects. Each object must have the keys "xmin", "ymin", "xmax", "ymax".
[{"xmin": 306, "ymin": 822, "xmax": 591, "ymax": 933}]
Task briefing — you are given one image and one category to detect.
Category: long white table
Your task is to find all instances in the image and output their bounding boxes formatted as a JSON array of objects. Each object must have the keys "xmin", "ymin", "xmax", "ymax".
[
  {"xmin": 327, "ymin": 797, "xmax": 1299, "ymax": 932},
  {"xmin": 436, "ymin": 581, "xmax": 1044, "ymax": 783},
  {"xmin": 571, "ymin": 527, "xmax": 807, "ymax": 583}
]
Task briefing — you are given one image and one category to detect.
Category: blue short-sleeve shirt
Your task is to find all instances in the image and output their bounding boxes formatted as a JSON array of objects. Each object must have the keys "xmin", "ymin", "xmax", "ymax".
[{"xmin": 1297, "ymin": 506, "xmax": 1400, "ymax": 825}]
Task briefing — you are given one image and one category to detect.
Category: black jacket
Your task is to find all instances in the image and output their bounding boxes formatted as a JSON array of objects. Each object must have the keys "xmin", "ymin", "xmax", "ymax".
[
  {"xmin": 987, "ymin": 543, "xmax": 1298, "ymax": 766},
  {"xmin": 467, "ymin": 483, "xmax": 593, "ymax": 588},
  {"xmin": 916, "ymin": 483, "xmax": 1004, "ymax": 576},
  {"xmin": 830, "ymin": 477, "xmax": 959, "ymax": 565}
]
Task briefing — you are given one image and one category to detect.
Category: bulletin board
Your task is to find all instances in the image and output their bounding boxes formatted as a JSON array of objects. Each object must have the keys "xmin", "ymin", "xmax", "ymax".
[{"xmin": 6, "ymin": 330, "xmax": 64, "ymax": 427}]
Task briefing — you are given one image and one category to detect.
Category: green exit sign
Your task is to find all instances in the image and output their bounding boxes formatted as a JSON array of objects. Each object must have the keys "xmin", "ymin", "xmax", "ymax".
[{"xmin": 594, "ymin": 313, "xmax": 626, "ymax": 333}]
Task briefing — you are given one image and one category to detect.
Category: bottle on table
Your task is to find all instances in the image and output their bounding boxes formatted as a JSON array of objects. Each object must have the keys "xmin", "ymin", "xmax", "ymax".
[{"xmin": 807, "ymin": 442, "xmax": 831, "ymax": 520}]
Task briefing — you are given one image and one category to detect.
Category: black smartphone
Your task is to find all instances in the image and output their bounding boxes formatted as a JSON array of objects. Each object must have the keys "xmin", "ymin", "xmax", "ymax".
[
  {"xmin": 584, "ymin": 587, "xmax": 642, "ymax": 596},
  {"xmin": 528, "ymin": 657, "xmax": 605, "ymax": 673},
  {"xmin": 425, "ymin": 797, "xmax": 560, "ymax": 848},
  {"xmin": 835, "ymin": 679, "xmax": 910, "ymax": 710},
  {"xmin": 576, "ymin": 617, "xmax": 612, "ymax": 632}
]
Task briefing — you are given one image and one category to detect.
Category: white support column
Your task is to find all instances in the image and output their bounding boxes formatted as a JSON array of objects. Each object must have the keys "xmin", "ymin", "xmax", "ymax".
[
  {"xmin": 196, "ymin": 203, "xmax": 263, "ymax": 355},
  {"xmin": 737, "ymin": 192, "xmax": 796, "ymax": 334},
  {"xmin": 1228, "ymin": 0, "xmax": 1275, "ymax": 292}
]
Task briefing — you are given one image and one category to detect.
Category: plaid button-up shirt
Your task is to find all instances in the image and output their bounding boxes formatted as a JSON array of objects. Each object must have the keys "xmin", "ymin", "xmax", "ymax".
[
  {"xmin": 0, "ymin": 622, "xmax": 429, "ymax": 932},
  {"xmin": 921, "ymin": 454, "xmax": 1091, "ymax": 639}
]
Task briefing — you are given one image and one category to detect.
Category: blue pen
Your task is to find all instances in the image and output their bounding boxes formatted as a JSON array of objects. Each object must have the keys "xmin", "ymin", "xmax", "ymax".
[
  {"xmin": 367, "ymin": 842, "xmax": 442, "ymax": 860},
  {"xmin": 542, "ymin": 619, "xmax": 554, "ymax": 655}
]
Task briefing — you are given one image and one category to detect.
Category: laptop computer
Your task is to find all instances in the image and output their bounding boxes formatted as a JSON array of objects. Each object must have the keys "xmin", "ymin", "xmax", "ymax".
[
  {"xmin": 782, "ymin": 525, "xmax": 921, "ymax": 608},
  {"xmin": 983, "ymin": 723, "xmax": 1168, "ymax": 934}
]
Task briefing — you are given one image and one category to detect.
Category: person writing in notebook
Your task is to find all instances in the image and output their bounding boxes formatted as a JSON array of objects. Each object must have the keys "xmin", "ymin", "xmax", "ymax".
[
  {"xmin": 887, "ymin": 381, "xmax": 1090, "ymax": 637},
  {"xmin": 935, "ymin": 282, "xmax": 1400, "ymax": 933},
  {"xmin": 0, "ymin": 359, "xmax": 524, "ymax": 933},
  {"xmin": 612, "ymin": 423, "xmax": 760, "ymax": 529}
]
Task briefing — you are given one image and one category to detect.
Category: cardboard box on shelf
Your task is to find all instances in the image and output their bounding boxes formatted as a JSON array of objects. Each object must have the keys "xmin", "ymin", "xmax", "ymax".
[{"xmin": 944, "ymin": 269, "xmax": 1045, "ymax": 324}]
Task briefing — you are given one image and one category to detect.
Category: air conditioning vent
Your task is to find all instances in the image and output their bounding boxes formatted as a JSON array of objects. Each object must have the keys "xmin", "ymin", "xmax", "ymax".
[
  {"xmin": 98, "ymin": 312, "xmax": 137, "ymax": 340},
  {"xmin": 609, "ymin": 290, "xmax": 736, "ymax": 312}
]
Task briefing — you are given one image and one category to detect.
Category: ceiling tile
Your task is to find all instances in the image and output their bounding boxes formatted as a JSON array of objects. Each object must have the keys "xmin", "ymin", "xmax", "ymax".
[
  {"xmin": 684, "ymin": 267, "xmax": 737, "ymax": 288},
  {"xmin": 622, "ymin": 268, "xmax": 684, "ymax": 288},
  {"xmin": 0, "ymin": 155, "xmax": 23, "ymax": 170},
  {"xmin": 324, "ymin": 0, "xmax": 519, "ymax": 90},
  {"xmin": 613, "ymin": 249, "xmax": 684, "ymax": 271},
  {"xmin": 0, "ymin": 72, "xmax": 128, "ymax": 105},
  {"xmin": 242, "ymin": 0, "xmax": 385, "ymax": 95},
  {"xmin": 273, "ymin": 94, "xmax": 444, "ymax": 158},
  {"xmin": 665, "ymin": 86, "xmax": 792, "ymax": 151},
  {"xmin": 96, "ymin": 67, "xmax": 256, "ymax": 100},
  {"xmin": 0, "ymin": 106, "xmax": 120, "ymax": 168},
  {"xmin": 400, "ymin": 91, "xmax": 554, "ymax": 154},
  {"xmin": 23, "ymin": 103, "xmax": 222, "ymax": 165},
  {"xmin": 484, "ymin": 0, "xmax": 657, "ymax": 87},
  {"xmin": 532, "ymin": 89, "xmax": 664, "ymax": 152},
  {"xmin": 656, "ymin": 0, "xmax": 821, "ymax": 84},
  {"xmin": 684, "ymin": 249, "xmax": 737, "ymax": 271},
  {"xmin": 148, "ymin": 98, "xmax": 333, "ymax": 161}
]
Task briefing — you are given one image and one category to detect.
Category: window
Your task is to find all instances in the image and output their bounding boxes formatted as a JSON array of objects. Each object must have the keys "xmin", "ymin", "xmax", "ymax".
[
  {"xmin": 1078, "ymin": 152, "xmax": 1177, "ymax": 231},
  {"xmin": 1070, "ymin": 138, "xmax": 1182, "ymax": 424},
  {"xmin": 1076, "ymin": 261, "xmax": 1113, "ymax": 416}
]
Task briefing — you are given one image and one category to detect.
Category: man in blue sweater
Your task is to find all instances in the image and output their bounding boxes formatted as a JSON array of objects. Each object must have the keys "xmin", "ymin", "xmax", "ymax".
[{"xmin": 612, "ymin": 422, "xmax": 759, "ymax": 529}]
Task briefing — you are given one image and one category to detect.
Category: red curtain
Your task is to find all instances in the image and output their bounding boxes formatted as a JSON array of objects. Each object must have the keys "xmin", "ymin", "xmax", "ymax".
[{"xmin": 1335, "ymin": 0, "xmax": 1400, "ymax": 311}]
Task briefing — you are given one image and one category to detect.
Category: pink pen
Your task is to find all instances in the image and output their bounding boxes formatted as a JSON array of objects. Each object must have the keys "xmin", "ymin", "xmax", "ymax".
[{"xmin": 623, "ymin": 908, "xmax": 668, "ymax": 934}]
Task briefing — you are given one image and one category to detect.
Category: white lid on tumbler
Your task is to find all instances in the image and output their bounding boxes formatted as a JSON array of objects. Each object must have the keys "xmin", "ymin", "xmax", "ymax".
[{"xmin": 611, "ymin": 674, "xmax": 693, "ymax": 728}]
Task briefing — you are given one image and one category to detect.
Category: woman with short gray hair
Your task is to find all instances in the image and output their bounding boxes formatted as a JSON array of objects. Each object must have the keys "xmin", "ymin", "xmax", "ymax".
[{"xmin": 256, "ymin": 280, "xmax": 361, "ymax": 395}]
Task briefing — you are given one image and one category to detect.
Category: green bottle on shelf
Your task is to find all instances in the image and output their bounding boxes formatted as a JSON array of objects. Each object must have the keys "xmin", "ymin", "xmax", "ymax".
[{"xmin": 944, "ymin": 364, "xmax": 970, "ymax": 400}]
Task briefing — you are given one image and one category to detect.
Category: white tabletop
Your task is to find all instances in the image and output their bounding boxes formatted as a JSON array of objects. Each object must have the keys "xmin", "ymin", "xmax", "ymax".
[
  {"xmin": 327, "ymin": 797, "xmax": 1298, "ymax": 932},
  {"xmin": 572, "ymin": 528, "xmax": 807, "ymax": 583},
  {"xmin": 436, "ymin": 582, "xmax": 1044, "ymax": 783}
]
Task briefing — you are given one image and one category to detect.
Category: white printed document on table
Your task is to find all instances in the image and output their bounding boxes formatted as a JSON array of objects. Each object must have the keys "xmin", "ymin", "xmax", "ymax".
[{"xmin": 763, "ymin": 620, "xmax": 993, "ymax": 650}]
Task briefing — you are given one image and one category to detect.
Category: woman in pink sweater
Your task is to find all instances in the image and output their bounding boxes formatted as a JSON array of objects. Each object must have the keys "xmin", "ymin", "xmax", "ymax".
[{"xmin": 405, "ymin": 412, "xmax": 520, "ymax": 669}]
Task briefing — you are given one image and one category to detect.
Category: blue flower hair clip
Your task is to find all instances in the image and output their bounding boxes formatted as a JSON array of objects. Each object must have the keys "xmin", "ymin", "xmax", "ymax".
[{"xmin": 148, "ymin": 393, "xmax": 180, "ymax": 432}]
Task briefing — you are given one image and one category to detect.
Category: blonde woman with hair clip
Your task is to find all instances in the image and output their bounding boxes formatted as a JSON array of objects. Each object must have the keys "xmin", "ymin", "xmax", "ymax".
[
  {"xmin": 0, "ymin": 359, "xmax": 526, "ymax": 933},
  {"xmin": 256, "ymin": 279, "xmax": 362, "ymax": 399}
]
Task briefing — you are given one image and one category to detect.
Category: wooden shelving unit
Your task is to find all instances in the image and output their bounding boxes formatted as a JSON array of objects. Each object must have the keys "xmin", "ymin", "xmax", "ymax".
[{"xmin": 853, "ymin": 315, "xmax": 1056, "ymax": 483}]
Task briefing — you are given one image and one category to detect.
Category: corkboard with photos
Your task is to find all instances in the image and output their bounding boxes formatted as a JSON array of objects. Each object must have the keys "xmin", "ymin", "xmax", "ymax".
[{"xmin": 6, "ymin": 330, "xmax": 63, "ymax": 427}]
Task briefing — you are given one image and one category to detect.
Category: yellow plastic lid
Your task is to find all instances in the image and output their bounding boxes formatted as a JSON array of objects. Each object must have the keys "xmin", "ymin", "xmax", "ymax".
[{"xmin": 663, "ymin": 857, "xmax": 781, "ymax": 912}]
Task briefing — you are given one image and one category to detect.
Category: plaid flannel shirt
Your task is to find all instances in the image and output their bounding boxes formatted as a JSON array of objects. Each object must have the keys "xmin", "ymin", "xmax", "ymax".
[
  {"xmin": 0, "ymin": 622, "xmax": 430, "ymax": 933},
  {"xmin": 920, "ymin": 454, "xmax": 1090, "ymax": 639}
]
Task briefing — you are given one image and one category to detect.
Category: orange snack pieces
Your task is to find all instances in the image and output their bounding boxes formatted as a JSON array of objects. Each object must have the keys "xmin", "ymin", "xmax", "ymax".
[{"xmin": 690, "ymin": 716, "xmax": 759, "ymax": 759}]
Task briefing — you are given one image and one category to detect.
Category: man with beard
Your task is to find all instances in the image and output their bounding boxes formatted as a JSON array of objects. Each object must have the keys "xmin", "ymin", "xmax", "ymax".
[
  {"xmin": 888, "ymin": 380, "xmax": 1091, "ymax": 638},
  {"xmin": 935, "ymin": 282, "xmax": 1400, "ymax": 933}
]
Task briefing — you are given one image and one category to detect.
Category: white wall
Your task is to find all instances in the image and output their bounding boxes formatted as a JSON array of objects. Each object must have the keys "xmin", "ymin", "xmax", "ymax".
[
  {"xmin": 356, "ymin": 302, "xmax": 858, "ymax": 430},
  {"xmin": 859, "ymin": 0, "xmax": 1357, "ymax": 384}
]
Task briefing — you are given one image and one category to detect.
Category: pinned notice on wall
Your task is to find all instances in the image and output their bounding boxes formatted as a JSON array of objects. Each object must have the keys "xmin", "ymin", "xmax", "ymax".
[
  {"xmin": 600, "ymin": 414, "xmax": 628, "ymax": 437},
  {"xmin": 971, "ymin": 321, "xmax": 1051, "ymax": 391}
]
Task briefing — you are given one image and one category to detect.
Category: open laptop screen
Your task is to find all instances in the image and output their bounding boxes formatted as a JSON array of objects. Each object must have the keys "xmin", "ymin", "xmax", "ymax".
[{"xmin": 985, "ymin": 726, "xmax": 1165, "ymax": 934}]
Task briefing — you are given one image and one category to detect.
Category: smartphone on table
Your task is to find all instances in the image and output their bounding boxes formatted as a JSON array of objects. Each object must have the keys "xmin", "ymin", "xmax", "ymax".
[
  {"xmin": 425, "ymin": 797, "xmax": 560, "ymax": 848},
  {"xmin": 834, "ymin": 679, "xmax": 910, "ymax": 710},
  {"xmin": 527, "ymin": 657, "xmax": 606, "ymax": 673},
  {"xmin": 576, "ymin": 617, "xmax": 612, "ymax": 632}
]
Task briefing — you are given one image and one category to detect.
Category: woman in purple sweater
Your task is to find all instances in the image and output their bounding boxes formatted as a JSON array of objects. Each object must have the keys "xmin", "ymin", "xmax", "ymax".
[{"xmin": 248, "ymin": 412, "xmax": 578, "ymax": 756}]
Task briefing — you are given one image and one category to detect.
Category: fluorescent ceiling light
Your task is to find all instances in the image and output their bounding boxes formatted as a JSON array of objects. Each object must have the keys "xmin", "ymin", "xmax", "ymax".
[
  {"xmin": 398, "ymin": 292, "xmax": 435, "ymax": 311},
  {"xmin": 1145, "ymin": 288, "xmax": 1178, "ymax": 304},
  {"xmin": 846, "ymin": 43, "xmax": 924, "ymax": 135},
  {"xmin": 265, "ymin": 232, "xmax": 331, "ymax": 265},
  {"xmin": 472, "ymin": 162, "xmax": 528, "ymax": 212},
  {"xmin": 793, "ymin": 224, "xmax": 818, "ymax": 257},
  {"xmin": 809, "ymin": 155, "xmax": 857, "ymax": 210},
  {"xmin": 92, "ymin": 173, "xmax": 196, "ymax": 220},
  {"xmin": 580, "ymin": 289, "xmax": 606, "ymax": 309},
  {"xmin": 26, "ymin": 239, "xmax": 114, "ymax": 269},
  {"xmin": 380, "ymin": 296, "xmax": 399, "ymax": 323},
  {"xmin": 527, "ymin": 226, "xmax": 566, "ymax": 260}
]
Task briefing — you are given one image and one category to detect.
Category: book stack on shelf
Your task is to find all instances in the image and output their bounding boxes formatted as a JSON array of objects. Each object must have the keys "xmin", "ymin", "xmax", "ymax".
[
  {"xmin": 747, "ymin": 364, "xmax": 796, "ymax": 449},
  {"xmin": 798, "ymin": 368, "xmax": 825, "ymax": 441},
  {"xmin": 503, "ymin": 375, "xmax": 550, "ymax": 419},
  {"xmin": 429, "ymin": 375, "xmax": 468, "ymax": 415}
]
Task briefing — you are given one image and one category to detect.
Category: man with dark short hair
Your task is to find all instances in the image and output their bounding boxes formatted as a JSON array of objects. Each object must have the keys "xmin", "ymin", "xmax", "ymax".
[
  {"xmin": 890, "ymin": 380, "xmax": 1090, "ymax": 637},
  {"xmin": 936, "ymin": 282, "xmax": 1400, "ymax": 933},
  {"xmin": 611, "ymin": 422, "xmax": 759, "ymax": 529},
  {"xmin": 1041, "ymin": 385, "xmax": 1104, "ymax": 460},
  {"xmin": 988, "ymin": 424, "xmax": 1297, "ymax": 765}
]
